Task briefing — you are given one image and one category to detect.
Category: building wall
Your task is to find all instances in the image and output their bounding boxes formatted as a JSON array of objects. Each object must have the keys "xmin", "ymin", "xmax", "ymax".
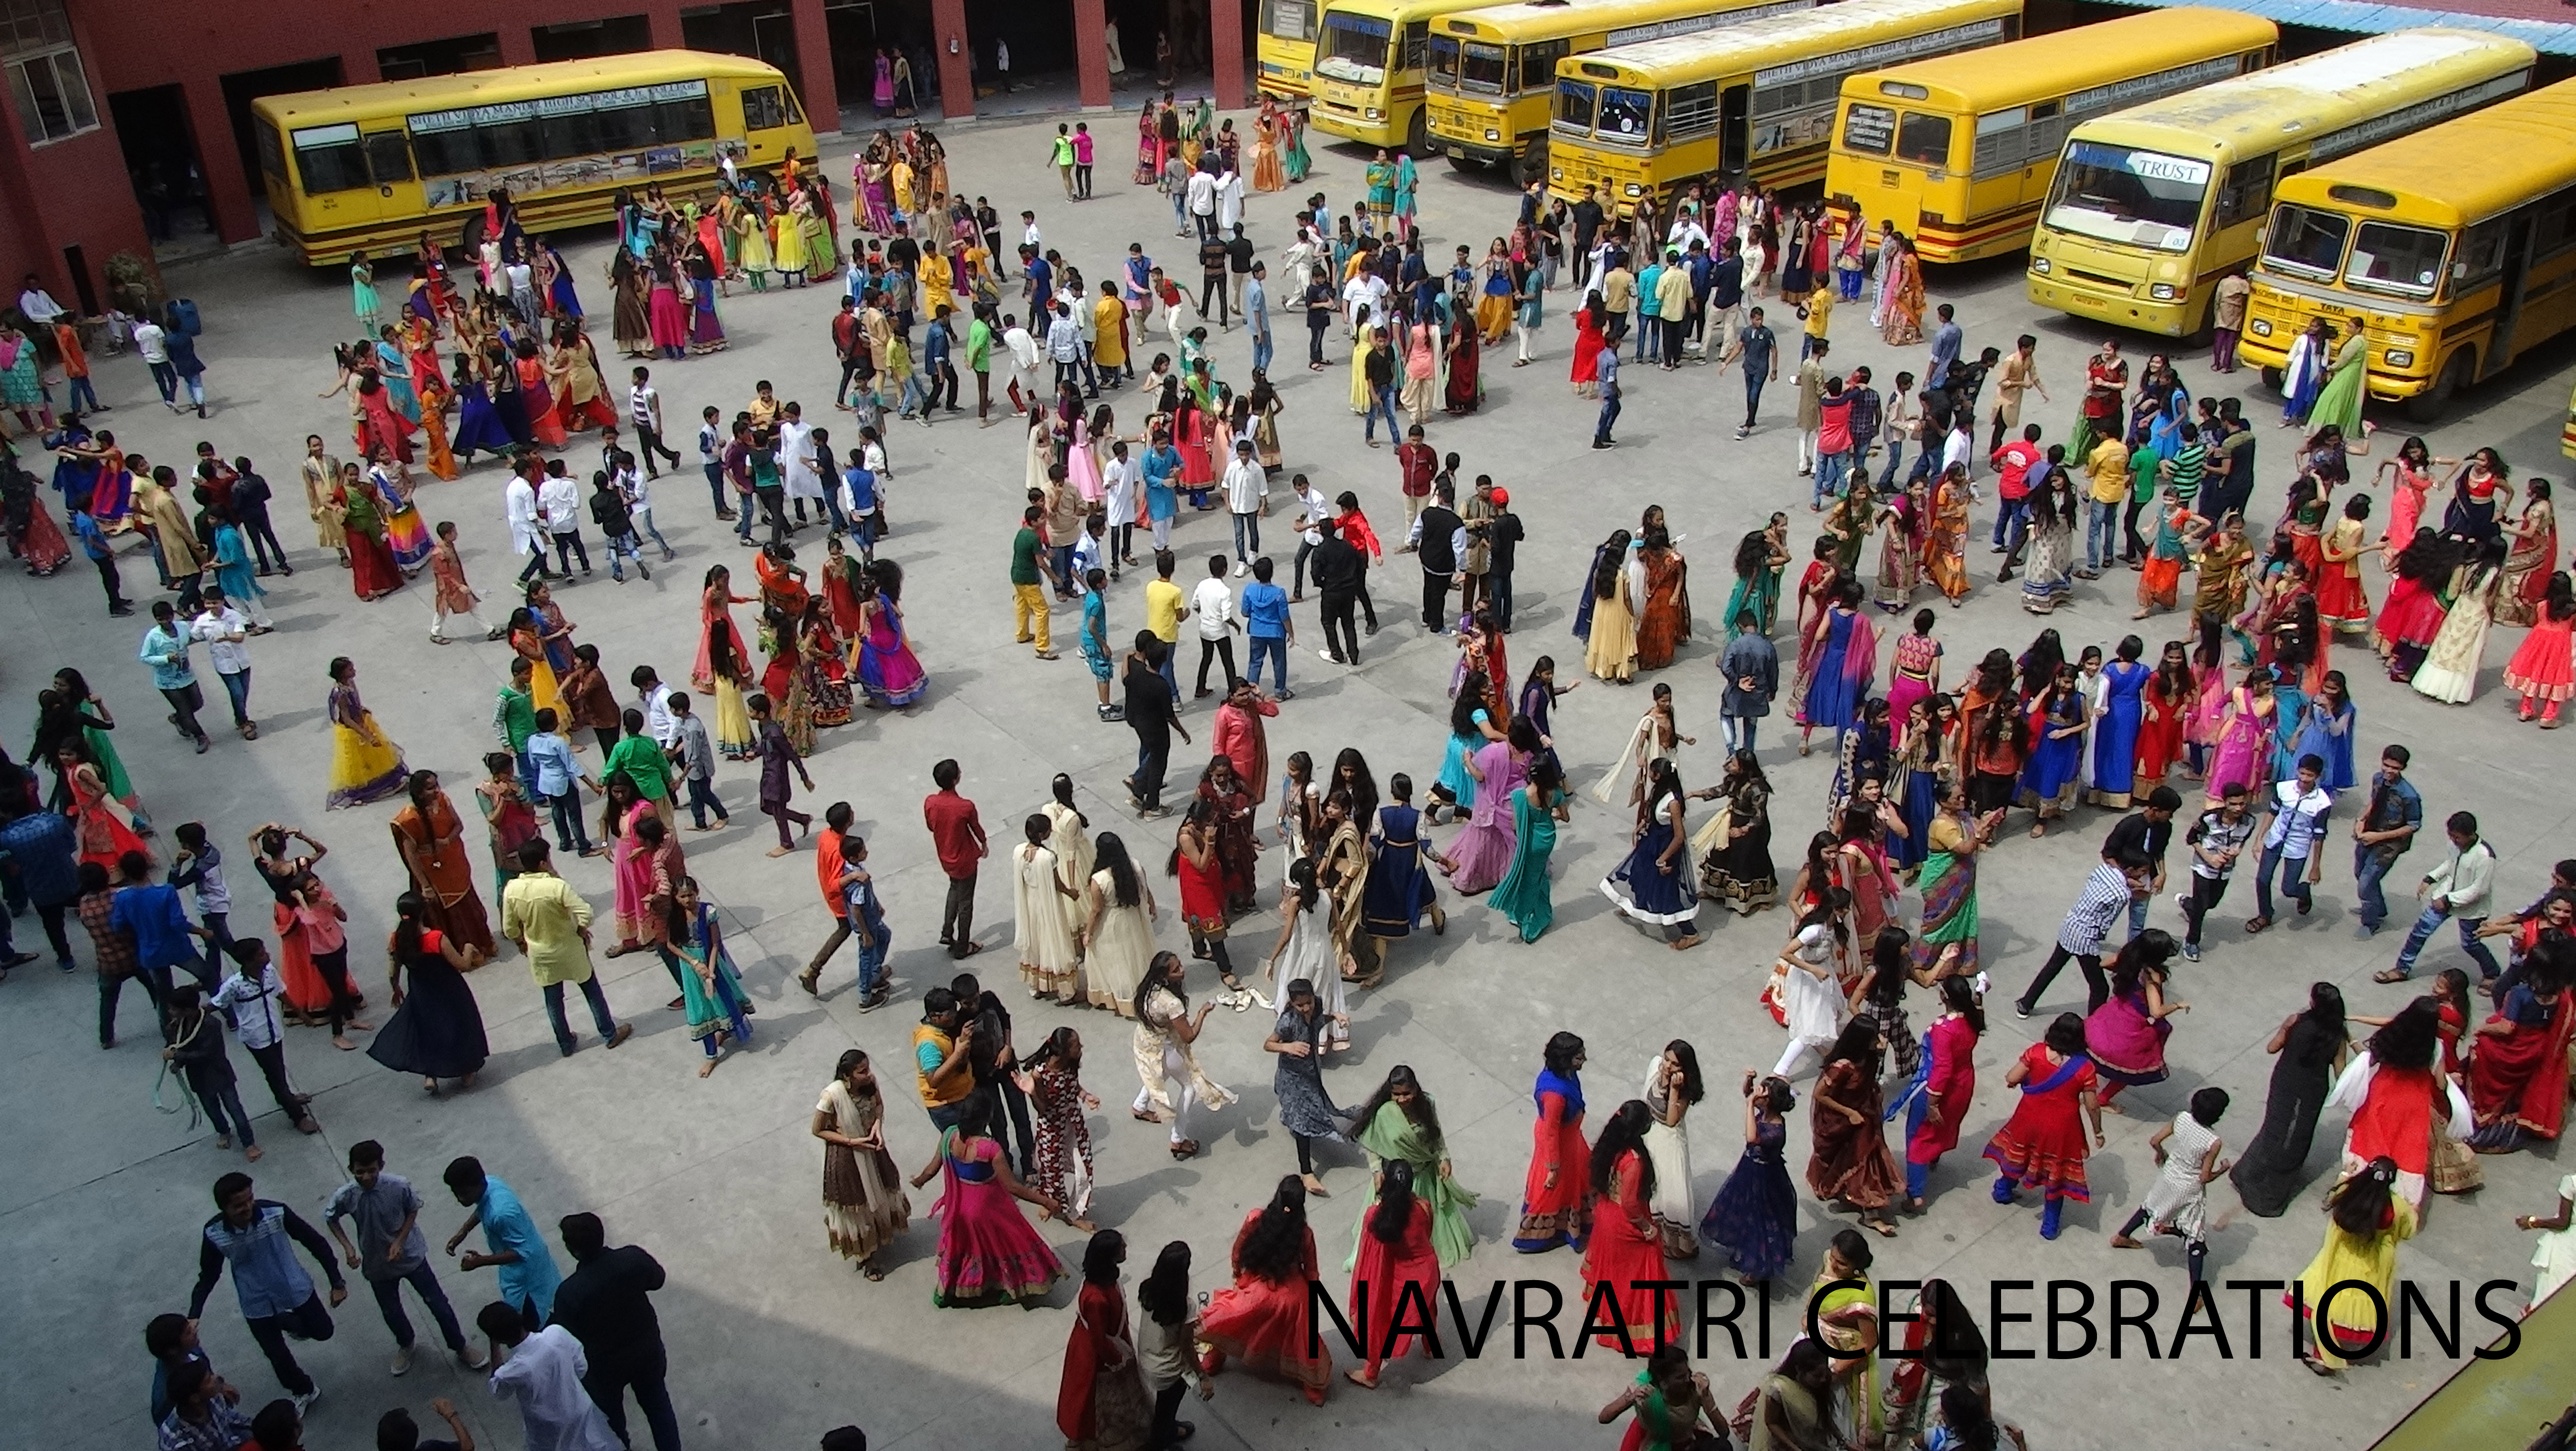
[{"xmin": 0, "ymin": 0, "xmax": 154, "ymax": 317}]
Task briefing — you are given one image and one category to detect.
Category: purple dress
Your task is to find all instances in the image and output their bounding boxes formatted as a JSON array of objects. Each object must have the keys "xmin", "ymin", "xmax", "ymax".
[
  {"xmin": 1700, "ymin": 1116, "xmax": 1796, "ymax": 1281},
  {"xmin": 857, "ymin": 593, "xmax": 928, "ymax": 707},
  {"xmin": 1443, "ymin": 742, "xmax": 1524, "ymax": 892}
]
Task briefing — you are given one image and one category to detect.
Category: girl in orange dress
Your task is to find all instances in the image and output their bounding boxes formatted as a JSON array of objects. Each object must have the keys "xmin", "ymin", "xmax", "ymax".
[
  {"xmin": 513, "ymin": 339, "xmax": 569, "ymax": 448},
  {"xmin": 1515, "ymin": 1032, "xmax": 1592, "ymax": 1251},
  {"xmin": 414, "ymin": 364, "xmax": 460, "ymax": 481},
  {"xmin": 1581, "ymin": 1101, "xmax": 1682, "ymax": 1350},
  {"xmin": 1198, "ymin": 1176, "xmax": 1333, "ymax": 1405}
]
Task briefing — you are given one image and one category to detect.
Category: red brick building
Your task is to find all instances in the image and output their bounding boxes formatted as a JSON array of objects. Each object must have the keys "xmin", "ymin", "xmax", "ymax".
[{"xmin": 0, "ymin": 0, "xmax": 1243, "ymax": 312}]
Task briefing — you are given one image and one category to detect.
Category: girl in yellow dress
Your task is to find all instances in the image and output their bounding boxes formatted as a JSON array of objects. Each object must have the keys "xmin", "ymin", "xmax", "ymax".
[
  {"xmin": 510, "ymin": 608, "xmax": 568, "ymax": 723},
  {"xmin": 2293, "ymin": 1157, "xmax": 2415, "ymax": 1375},
  {"xmin": 1583, "ymin": 533, "xmax": 1640, "ymax": 683},
  {"xmin": 736, "ymin": 200, "xmax": 775, "ymax": 290},
  {"xmin": 324, "ymin": 657, "xmax": 409, "ymax": 809},
  {"xmin": 773, "ymin": 195, "xmax": 810, "ymax": 285},
  {"xmin": 1348, "ymin": 312, "xmax": 1375, "ymax": 414}
]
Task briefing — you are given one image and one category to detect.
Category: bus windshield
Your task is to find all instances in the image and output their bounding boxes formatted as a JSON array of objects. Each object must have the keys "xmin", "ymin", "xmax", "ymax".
[
  {"xmin": 1597, "ymin": 86, "xmax": 1653, "ymax": 143},
  {"xmin": 2346, "ymin": 221, "xmax": 2447, "ymax": 299},
  {"xmin": 1429, "ymin": 35, "xmax": 1461, "ymax": 88},
  {"xmin": 2261, "ymin": 204, "xmax": 2348, "ymax": 279},
  {"xmin": 1555, "ymin": 79, "xmax": 1596, "ymax": 133},
  {"xmin": 1263, "ymin": 0, "xmax": 1317, "ymax": 40},
  {"xmin": 1317, "ymin": 11, "xmax": 1394, "ymax": 84},
  {"xmin": 2044, "ymin": 141, "xmax": 2208, "ymax": 252},
  {"xmin": 1460, "ymin": 41, "xmax": 1508, "ymax": 93}
]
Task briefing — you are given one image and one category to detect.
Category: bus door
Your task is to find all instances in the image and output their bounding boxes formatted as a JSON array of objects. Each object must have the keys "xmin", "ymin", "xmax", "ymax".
[
  {"xmin": 288, "ymin": 123, "xmax": 411, "ymax": 236},
  {"xmin": 2490, "ymin": 212, "xmax": 2536, "ymax": 375},
  {"xmin": 1720, "ymin": 84, "xmax": 1750, "ymax": 176},
  {"xmin": 362, "ymin": 129, "xmax": 414, "ymax": 222}
]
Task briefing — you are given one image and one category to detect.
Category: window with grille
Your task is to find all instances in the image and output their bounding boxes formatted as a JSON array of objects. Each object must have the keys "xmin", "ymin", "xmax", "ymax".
[{"xmin": 1, "ymin": 0, "xmax": 93, "ymax": 145}]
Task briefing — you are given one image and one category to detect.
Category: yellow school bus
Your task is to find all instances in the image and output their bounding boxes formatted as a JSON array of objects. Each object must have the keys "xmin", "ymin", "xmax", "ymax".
[
  {"xmin": 1546, "ymin": 0, "xmax": 2021, "ymax": 212},
  {"xmin": 252, "ymin": 51, "xmax": 817, "ymax": 265},
  {"xmin": 2238, "ymin": 79, "xmax": 2576, "ymax": 422},
  {"xmin": 1308, "ymin": 0, "xmax": 1494, "ymax": 153},
  {"xmin": 2026, "ymin": 28, "xmax": 2533, "ymax": 338},
  {"xmin": 1429, "ymin": 0, "xmax": 1814, "ymax": 184},
  {"xmin": 1825, "ymin": 9, "xmax": 2275, "ymax": 264},
  {"xmin": 1261, "ymin": 0, "xmax": 1323, "ymax": 98}
]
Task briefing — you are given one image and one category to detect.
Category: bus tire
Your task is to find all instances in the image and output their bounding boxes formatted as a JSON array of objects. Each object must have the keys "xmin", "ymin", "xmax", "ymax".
[
  {"xmin": 460, "ymin": 212, "xmax": 486, "ymax": 256},
  {"xmin": 2259, "ymin": 365, "xmax": 2281, "ymax": 394},
  {"xmin": 1405, "ymin": 110, "xmax": 1431, "ymax": 161},
  {"xmin": 1514, "ymin": 138, "xmax": 1549, "ymax": 188},
  {"xmin": 2405, "ymin": 349, "xmax": 2473, "ymax": 425}
]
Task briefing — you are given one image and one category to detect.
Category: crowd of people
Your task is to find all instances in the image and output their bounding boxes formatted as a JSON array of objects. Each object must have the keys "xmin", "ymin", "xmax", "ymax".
[{"xmin": 2, "ymin": 80, "xmax": 2573, "ymax": 1451}]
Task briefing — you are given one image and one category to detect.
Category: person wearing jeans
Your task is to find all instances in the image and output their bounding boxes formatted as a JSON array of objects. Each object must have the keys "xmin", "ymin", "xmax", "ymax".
[
  {"xmin": 2174, "ymin": 784, "xmax": 2254, "ymax": 961},
  {"xmin": 140, "ymin": 600, "xmax": 212, "ymax": 753},
  {"xmin": 1241, "ymin": 557, "xmax": 1292, "ymax": 695},
  {"xmin": 2081, "ymin": 431, "xmax": 2128, "ymax": 575},
  {"xmin": 2350, "ymin": 747, "xmax": 2421, "ymax": 937},
  {"xmin": 524, "ymin": 716, "xmax": 597, "ymax": 854},
  {"xmin": 502, "ymin": 837, "xmax": 633, "ymax": 1056},
  {"xmin": 1592, "ymin": 344, "xmax": 1621, "ymax": 449},
  {"xmin": 2248, "ymin": 755, "xmax": 2333, "ymax": 931},
  {"xmin": 1362, "ymin": 332, "xmax": 1402, "ymax": 445},
  {"xmin": 923, "ymin": 759, "xmax": 987, "ymax": 957},
  {"xmin": 325, "ymin": 1142, "xmax": 482, "ymax": 1374},
  {"xmin": 2377, "ymin": 810, "xmax": 2505, "ymax": 983},
  {"xmin": 188, "ymin": 1174, "xmax": 349, "ymax": 1402}
]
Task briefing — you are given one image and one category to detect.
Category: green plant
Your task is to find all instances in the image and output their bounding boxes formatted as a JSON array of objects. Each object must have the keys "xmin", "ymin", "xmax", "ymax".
[{"xmin": 103, "ymin": 250, "xmax": 162, "ymax": 315}]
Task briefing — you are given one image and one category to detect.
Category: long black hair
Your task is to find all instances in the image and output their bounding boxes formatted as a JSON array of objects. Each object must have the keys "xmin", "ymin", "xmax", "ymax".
[
  {"xmin": 1237, "ymin": 1176, "xmax": 1310, "ymax": 1283},
  {"xmin": 1920, "ymin": 1278, "xmax": 1990, "ymax": 1381},
  {"xmin": 1733, "ymin": 529, "xmax": 1769, "ymax": 580},
  {"xmin": 1131, "ymin": 949, "xmax": 1186, "ymax": 1023},
  {"xmin": 1592, "ymin": 530, "xmax": 1633, "ymax": 599},
  {"xmin": 1081, "ymin": 1229, "xmax": 1127, "ymax": 1288},
  {"xmin": 1356, "ymin": 1064, "xmax": 1442, "ymax": 1147},
  {"xmin": 1137, "ymin": 1240, "xmax": 1193, "ymax": 1325},
  {"xmin": 2329, "ymin": 1156, "xmax": 2400, "ymax": 1236},
  {"xmin": 1287, "ymin": 854, "xmax": 1321, "ymax": 915},
  {"xmin": 1449, "ymin": 674, "xmax": 1490, "ymax": 738},
  {"xmin": 1095, "ymin": 831, "xmax": 1141, "ymax": 909},
  {"xmin": 1937, "ymin": 974, "xmax": 1986, "ymax": 1036},
  {"xmin": 1862, "ymin": 926, "xmax": 1910, "ymax": 1011},
  {"xmin": 1822, "ymin": 1014, "xmax": 1884, "ymax": 1080},
  {"xmin": 2106, "ymin": 929, "xmax": 2177, "ymax": 1000},
  {"xmin": 1370, "ymin": 1158, "xmax": 1419, "ymax": 1244},
  {"xmin": 1660, "ymin": 1040, "xmax": 1705, "ymax": 1105},
  {"xmin": 392, "ymin": 890, "xmax": 429, "ymax": 964},
  {"xmin": 2365, "ymin": 997, "xmax": 2439, "ymax": 1072},
  {"xmin": 1589, "ymin": 1099, "xmax": 1656, "ymax": 1203}
]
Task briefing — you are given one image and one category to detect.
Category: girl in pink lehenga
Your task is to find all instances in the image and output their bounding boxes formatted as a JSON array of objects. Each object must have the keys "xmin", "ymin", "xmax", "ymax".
[
  {"xmin": 910, "ymin": 1091, "xmax": 1065, "ymax": 1307},
  {"xmin": 856, "ymin": 559, "xmax": 928, "ymax": 708},
  {"xmin": 602, "ymin": 778, "xmax": 657, "ymax": 952},
  {"xmin": 1444, "ymin": 721, "xmax": 1533, "ymax": 893}
]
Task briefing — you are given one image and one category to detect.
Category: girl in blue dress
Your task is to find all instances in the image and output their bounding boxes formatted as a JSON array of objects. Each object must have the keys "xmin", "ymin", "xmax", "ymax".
[
  {"xmin": 1701, "ymin": 1072, "xmax": 1798, "ymax": 1283},
  {"xmin": 2018, "ymin": 663, "xmax": 2087, "ymax": 837},
  {"xmin": 448, "ymin": 354, "xmax": 515, "ymax": 464},
  {"xmin": 2088, "ymin": 636, "xmax": 2151, "ymax": 808},
  {"xmin": 1601, "ymin": 758, "xmax": 1700, "ymax": 949}
]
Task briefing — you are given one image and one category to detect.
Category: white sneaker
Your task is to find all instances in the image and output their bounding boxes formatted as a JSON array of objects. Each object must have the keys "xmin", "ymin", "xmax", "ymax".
[
  {"xmin": 459, "ymin": 1343, "xmax": 491, "ymax": 1370},
  {"xmin": 292, "ymin": 1386, "xmax": 322, "ymax": 1417},
  {"xmin": 1233, "ymin": 562, "xmax": 1248, "ymax": 578},
  {"xmin": 391, "ymin": 1344, "xmax": 413, "ymax": 1376}
]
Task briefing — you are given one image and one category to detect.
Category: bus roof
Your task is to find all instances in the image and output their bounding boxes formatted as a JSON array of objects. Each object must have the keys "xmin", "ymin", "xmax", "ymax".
[
  {"xmin": 2272, "ymin": 76, "xmax": 2576, "ymax": 230},
  {"xmin": 1564, "ymin": 0, "xmax": 2018, "ymax": 88},
  {"xmin": 2065, "ymin": 27, "xmax": 2534, "ymax": 159},
  {"xmin": 1435, "ymin": 0, "xmax": 1796, "ymax": 43},
  {"xmin": 1321, "ymin": 0, "xmax": 1492, "ymax": 24},
  {"xmin": 1838, "ymin": 7, "xmax": 2275, "ymax": 114},
  {"xmin": 249, "ymin": 51, "xmax": 789, "ymax": 128}
]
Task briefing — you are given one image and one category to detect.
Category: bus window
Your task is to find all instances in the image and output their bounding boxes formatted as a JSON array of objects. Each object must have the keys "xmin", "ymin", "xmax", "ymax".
[
  {"xmin": 1720, "ymin": 84, "xmax": 1750, "ymax": 174},
  {"xmin": 363, "ymin": 132, "xmax": 413, "ymax": 184},
  {"xmin": 2454, "ymin": 216, "xmax": 2507, "ymax": 289},
  {"xmin": 743, "ymin": 84, "xmax": 791, "ymax": 130},
  {"xmin": 291, "ymin": 124, "xmax": 371, "ymax": 194},
  {"xmin": 1264, "ymin": 0, "xmax": 1316, "ymax": 42},
  {"xmin": 2046, "ymin": 141, "xmax": 2207, "ymax": 251},
  {"xmin": 1842, "ymin": 103, "xmax": 1895, "ymax": 156},
  {"xmin": 1895, "ymin": 112, "xmax": 1951, "ymax": 167},
  {"xmin": 661, "ymin": 93, "xmax": 715, "ymax": 142},
  {"xmin": 1460, "ymin": 41, "xmax": 1507, "ymax": 93},
  {"xmin": 2345, "ymin": 222, "xmax": 2446, "ymax": 298},
  {"xmin": 1517, "ymin": 40, "xmax": 1568, "ymax": 95},
  {"xmin": 1318, "ymin": 12, "xmax": 1392, "ymax": 84},
  {"xmin": 1598, "ymin": 86, "xmax": 1652, "ymax": 142},
  {"xmin": 1429, "ymin": 35, "xmax": 1460, "ymax": 88},
  {"xmin": 2261, "ymin": 204, "xmax": 2346, "ymax": 278},
  {"xmin": 1404, "ymin": 21, "xmax": 1429, "ymax": 71},
  {"xmin": 256, "ymin": 120, "xmax": 287, "ymax": 182},
  {"xmin": 1555, "ymin": 79, "xmax": 1595, "ymax": 134},
  {"xmin": 1665, "ymin": 81, "xmax": 1720, "ymax": 141},
  {"xmin": 481, "ymin": 118, "xmax": 545, "ymax": 167},
  {"xmin": 2211, "ymin": 154, "xmax": 2273, "ymax": 230}
]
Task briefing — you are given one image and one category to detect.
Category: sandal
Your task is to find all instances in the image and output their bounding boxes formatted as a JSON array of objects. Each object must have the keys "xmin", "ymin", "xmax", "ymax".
[
  {"xmin": 2371, "ymin": 967, "xmax": 2412, "ymax": 984},
  {"xmin": 862, "ymin": 1262, "xmax": 887, "ymax": 1281},
  {"xmin": 1170, "ymin": 1139, "xmax": 1199, "ymax": 1159},
  {"xmin": 2244, "ymin": 916, "xmax": 2272, "ymax": 934}
]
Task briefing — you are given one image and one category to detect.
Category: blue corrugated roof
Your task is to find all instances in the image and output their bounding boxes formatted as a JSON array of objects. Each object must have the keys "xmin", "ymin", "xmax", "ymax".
[{"xmin": 2104, "ymin": 0, "xmax": 2576, "ymax": 54}]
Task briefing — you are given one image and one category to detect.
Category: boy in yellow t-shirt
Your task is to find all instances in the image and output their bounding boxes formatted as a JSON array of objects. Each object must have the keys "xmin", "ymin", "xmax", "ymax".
[
  {"xmin": 1143, "ymin": 550, "xmax": 1186, "ymax": 698},
  {"xmin": 1799, "ymin": 287, "xmax": 1834, "ymax": 360}
]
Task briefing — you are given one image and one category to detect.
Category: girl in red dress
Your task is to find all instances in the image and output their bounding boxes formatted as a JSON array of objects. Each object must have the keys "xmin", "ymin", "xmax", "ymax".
[
  {"xmin": 1344, "ymin": 1159, "xmax": 1442, "ymax": 1388},
  {"xmin": 1055, "ymin": 1230, "xmax": 1152, "ymax": 1449},
  {"xmin": 1198, "ymin": 1176, "xmax": 1332, "ymax": 1404},
  {"xmin": 1981, "ymin": 1012, "xmax": 2104, "ymax": 1239},
  {"xmin": 1515, "ymin": 1031, "xmax": 1592, "ymax": 1251},
  {"xmin": 2134, "ymin": 641, "xmax": 2193, "ymax": 784},
  {"xmin": 1582, "ymin": 1101, "xmax": 1682, "ymax": 1350},
  {"xmin": 2502, "ymin": 572, "xmax": 2576, "ymax": 726},
  {"xmin": 2329, "ymin": 997, "xmax": 2470, "ymax": 1212}
]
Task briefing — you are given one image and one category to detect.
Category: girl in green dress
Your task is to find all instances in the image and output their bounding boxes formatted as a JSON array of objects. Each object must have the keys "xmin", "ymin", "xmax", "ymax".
[
  {"xmin": 1347, "ymin": 1065, "xmax": 1479, "ymax": 1269},
  {"xmin": 1488, "ymin": 756, "xmax": 1567, "ymax": 942}
]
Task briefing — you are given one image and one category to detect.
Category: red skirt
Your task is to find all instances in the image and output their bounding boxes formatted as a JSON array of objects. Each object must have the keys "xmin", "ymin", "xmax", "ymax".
[
  {"xmin": 1201, "ymin": 1273, "xmax": 1330, "ymax": 1389},
  {"xmin": 1580, "ymin": 1207, "xmax": 1678, "ymax": 1348},
  {"xmin": 348, "ymin": 530, "xmax": 403, "ymax": 600},
  {"xmin": 2372, "ymin": 576, "xmax": 2444, "ymax": 651},
  {"xmin": 2503, "ymin": 615, "xmax": 2576, "ymax": 702},
  {"xmin": 2315, "ymin": 565, "xmax": 2369, "ymax": 631},
  {"xmin": 2135, "ymin": 692, "xmax": 2187, "ymax": 780}
]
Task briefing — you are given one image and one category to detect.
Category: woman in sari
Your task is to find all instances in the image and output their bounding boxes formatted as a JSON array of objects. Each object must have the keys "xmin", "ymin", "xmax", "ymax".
[
  {"xmin": 1133, "ymin": 101, "xmax": 1161, "ymax": 184},
  {"xmin": 1808, "ymin": 1018, "xmax": 1903, "ymax": 1238},
  {"xmin": 2496, "ymin": 479, "xmax": 2557, "ymax": 627},
  {"xmin": 1873, "ymin": 478, "xmax": 1921, "ymax": 610},
  {"xmin": 2465, "ymin": 952, "xmax": 2574, "ymax": 1154},
  {"xmin": 57, "ymin": 739, "xmax": 147, "ymax": 871},
  {"xmin": 1347, "ymin": 1065, "xmax": 1479, "ymax": 1269},
  {"xmin": 332, "ymin": 466, "xmax": 401, "ymax": 602},
  {"xmin": 1583, "ymin": 530, "xmax": 1641, "ymax": 682},
  {"xmin": 1796, "ymin": 580, "xmax": 1878, "ymax": 756},
  {"xmin": 1631, "ymin": 529, "xmax": 1690, "ymax": 669},
  {"xmin": 1581, "ymin": 1103, "xmax": 1681, "ymax": 1349},
  {"xmin": 1805, "ymin": 1230, "xmax": 1884, "ymax": 1444},
  {"xmin": 1252, "ymin": 107, "xmax": 1287, "ymax": 193},
  {"xmin": 1911, "ymin": 774, "xmax": 1994, "ymax": 983},
  {"xmin": 1878, "ymin": 234, "xmax": 1925, "ymax": 346},
  {"xmin": 390, "ymin": 770, "xmax": 494, "ymax": 960}
]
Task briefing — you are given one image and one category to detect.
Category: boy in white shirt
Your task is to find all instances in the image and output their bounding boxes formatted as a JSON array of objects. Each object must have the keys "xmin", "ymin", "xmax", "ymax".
[
  {"xmin": 1100, "ymin": 440, "xmax": 1138, "ymax": 577},
  {"xmin": 1188, "ymin": 552, "xmax": 1240, "ymax": 699}
]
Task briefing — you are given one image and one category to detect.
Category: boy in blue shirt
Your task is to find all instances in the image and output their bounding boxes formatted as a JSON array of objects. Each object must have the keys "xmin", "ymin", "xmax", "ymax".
[
  {"xmin": 1240, "ymin": 556, "xmax": 1294, "ymax": 699},
  {"xmin": 439, "ymin": 1156, "xmax": 562, "ymax": 1326},
  {"xmin": 523, "ymin": 709, "xmax": 598, "ymax": 856}
]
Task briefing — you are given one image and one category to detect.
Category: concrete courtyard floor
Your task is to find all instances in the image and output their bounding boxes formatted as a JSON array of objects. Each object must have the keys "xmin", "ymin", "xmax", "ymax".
[{"xmin": 4, "ymin": 109, "xmax": 2574, "ymax": 1451}]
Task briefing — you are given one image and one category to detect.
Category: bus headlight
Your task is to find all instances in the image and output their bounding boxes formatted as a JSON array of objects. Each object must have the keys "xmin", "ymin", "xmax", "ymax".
[
  {"xmin": 1623, "ymin": 183, "xmax": 1643, "ymax": 197},
  {"xmin": 2029, "ymin": 257, "xmax": 2050, "ymax": 275},
  {"xmin": 1549, "ymin": 167, "xmax": 1562, "ymax": 181},
  {"xmin": 2149, "ymin": 283, "xmax": 2177, "ymax": 301},
  {"xmin": 1366, "ymin": 107, "xmax": 1384, "ymax": 121},
  {"xmin": 2249, "ymin": 319, "xmax": 2272, "ymax": 337},
  {"xmin": 2386, "ymin": 348, "xmax": 2414, "ymax": 368},
  {"xmin": 1484, "ymin": 129, "xmax": 1500, "ymax": 141}
]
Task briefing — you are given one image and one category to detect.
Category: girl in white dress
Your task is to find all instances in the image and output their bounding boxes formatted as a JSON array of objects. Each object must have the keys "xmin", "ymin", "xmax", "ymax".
[
  {"xmin": 1012, "ymin": 815, "xmax": 1083, "ymax": 1003},
  {"xmin": 2108, "ymin": 1087, "xmax": 2230, "ymax": 1283},
  {"xmin": 1772, "ymin": 893, "xmax": 1852, "ymax": 1079},
  {"xmin": 1262, "ymin": 858, "xmax": 1350, "ymax": 1051},
  {"xmin": 1082, "ymin": 832, "xmax": 1159, "ymax": 1017},
  {"xmin": 1643, "ymin": 1043, "xmax": 1705, "ymax": 1258},
  {"xmin": 1045, "ymin": 774, "xmax": 1095, "ymax": 890}
]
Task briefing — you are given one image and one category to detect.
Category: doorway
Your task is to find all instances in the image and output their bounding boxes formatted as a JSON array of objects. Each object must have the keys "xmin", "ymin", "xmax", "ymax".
[
  {"xmin": 107, "ymin": 84, "xmax": 215, "ymax": 249},
  {"xmin": 214, "ymin": 58, "xmax": 344, "ymax": 225}
]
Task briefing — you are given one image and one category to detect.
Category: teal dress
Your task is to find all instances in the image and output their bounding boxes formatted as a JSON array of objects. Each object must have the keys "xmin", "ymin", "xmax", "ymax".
[
  {"xmin": 674, "ymin": 900, "xmax": 752, "ymax": 1054},
  {"xmin": 1435, "ymin": 710, "xmax": 1488, "ymax": 808},
  {"xmin": 1488, "ymin": 784, "xmax": 1561, "ymax": 941}
]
